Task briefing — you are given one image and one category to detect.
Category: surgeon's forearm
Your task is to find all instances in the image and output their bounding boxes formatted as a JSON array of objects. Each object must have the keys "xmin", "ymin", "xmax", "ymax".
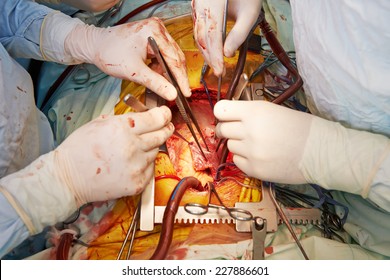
[
  {"xmin": 39, "ymin": 11, "xmax": 85, "ymax": 64},
  {"xmin": 0, "ymin": 192, "xmax": 29, "ymax": 259},
  {"xmin": 299, "ymin": 117, "xmax": 390, "ymax": 211},
  {"xmin": 0, "ymin": 0, "xmax": 84, "ymax": 64},
  {"xmin": 0, "ymin": 0, "xmax": 52, "ymax": 60},
  {"xmin": 0, "ymin": 151, "xmax": 77, "ymax": 237}
]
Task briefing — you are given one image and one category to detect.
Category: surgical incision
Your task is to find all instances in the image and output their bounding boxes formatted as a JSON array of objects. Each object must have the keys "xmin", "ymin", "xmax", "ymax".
[{"xmin": 154, "ymin": 95, "xmax": 262, "ymax": 207}]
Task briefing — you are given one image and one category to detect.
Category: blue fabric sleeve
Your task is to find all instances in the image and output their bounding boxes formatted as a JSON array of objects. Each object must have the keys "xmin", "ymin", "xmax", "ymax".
[
  {"xmin": 0, "ymin": 0, "xmax": 53, "ymax": 60},
  {"xmin": 0, "ymin": 192, "xmax": 29, "ymax": 258}
]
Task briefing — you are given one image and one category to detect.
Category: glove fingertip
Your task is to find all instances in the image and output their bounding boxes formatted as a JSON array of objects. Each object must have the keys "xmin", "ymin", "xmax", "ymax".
[
  {"xmin": 213, "ymin": 99, "xmax": 228, "ymax": 117},
  {"xmin": 154, "ymin": 82, "xmax": 177, "ymax": 101},
  {"xmin": 165, "ymin": 86, "xmax": 178, "ymax": 101},
  {"xmin": 214, "ymin": 122, "xmax": 223, "ymax": 138},
  {"xmin": 212, "ymin": 64, "xmax": 225, "ymax": 77},
  {"xmin": 224, "ymin": 39, "xmax": 239, "ymax": 58},
  {"xmin": 183, "ymin": 86, "xmax": 192, "ymax": 98}
]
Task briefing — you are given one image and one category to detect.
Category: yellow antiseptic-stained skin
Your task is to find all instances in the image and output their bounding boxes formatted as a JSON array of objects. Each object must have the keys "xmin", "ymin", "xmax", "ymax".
[{"xmin": 87, "ymin": 15, "xmax": 263, "ymax": 260}]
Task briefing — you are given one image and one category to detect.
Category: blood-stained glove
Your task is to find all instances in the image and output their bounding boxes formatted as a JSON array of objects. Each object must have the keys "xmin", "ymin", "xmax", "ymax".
[
  {"xmin": 0, "ymin": 106, "xmax": 173, "ymax": 234},
  {"xmin": 214, "ymin": 100, "xmax": 390, "ymax": 210},
  {"xmin": 191, "ymin": 0, "xmax": 262, "ymax": 76},
  {"xmin": 36, "ymin": 0, "xmax": 121, "ymax": 12},
  {"xmin": 40, "ymin": 13, "xmax": 191, "ymax": 101}
]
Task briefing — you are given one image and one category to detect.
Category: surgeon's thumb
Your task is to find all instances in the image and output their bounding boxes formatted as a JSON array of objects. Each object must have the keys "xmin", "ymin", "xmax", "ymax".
[{"xmin": 224, "ymin": 28, "xmax": 250, "ymax": 57}]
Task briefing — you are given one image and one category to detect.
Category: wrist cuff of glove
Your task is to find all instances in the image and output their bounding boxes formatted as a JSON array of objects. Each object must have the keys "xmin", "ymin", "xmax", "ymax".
[
  {"xmin": 0, "ymin": 185, "xmax": 37, "ymax": 234},
  {"xmin": 40, "ymin": 11, "xmax": 84, "ymax": 63},
  {"xmin": 0, "ymin": 152, "xmax": 78, "ymax": 234},
  {"xmin": 64, "ymin": 22, "xmax": 106, "ymax": 66},
  {"xmin": 299, "ymin": 117, "xmax": 390, "ymax": 198}
]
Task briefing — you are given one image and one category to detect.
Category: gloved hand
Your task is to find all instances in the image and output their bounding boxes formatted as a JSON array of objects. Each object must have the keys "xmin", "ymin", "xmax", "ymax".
[
  {"xmin": 64, "ymin": 17, "xmax": 191, "ymax": 101},
  {"xmin": 214, "ymin": 100, "xmax": 311, "ymax": 184},
  {"xmin": 0, "ymin": 106, "xmax": 173, "ymax": 234},
  {"xmin": 191, "ymin": 0, "xmax": 262, "ymax": 76},
  {"xmin": 214, "ymin": 100, "xmax": 390, "ymax": 209},
  {"xmin": 36, "ymin": 0, "xmax": 121, "ymax": 12},
  {"xmin": 40, "ymin": 13, "xmax": 191, "ymax": 101}
]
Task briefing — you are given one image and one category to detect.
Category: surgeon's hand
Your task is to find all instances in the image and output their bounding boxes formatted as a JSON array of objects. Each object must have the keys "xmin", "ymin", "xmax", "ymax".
[
  {"xmin": 215, "ymin": 100, "xmax": 390, "ymax": 211},
  {"xmin": 64, "ymin": 17, "xmax": 191, "ymax": 101},
  {"xmin": 37, "ymin": 0, "xmax": 121, "ymax": 12},
  {"xmin": 214, "ymin": 100, "xmax": 311, "ymax": 184},
  {"xmin": 55, "ymin": 106, "xmax": 174, "ymax": 205},
  {"xmin": 191, "ymin": 0, "xmax": 262, "ymax": 76},
  {"xmin": 0, "ymin": 106, "xmax": 173, "ymax": 234}
]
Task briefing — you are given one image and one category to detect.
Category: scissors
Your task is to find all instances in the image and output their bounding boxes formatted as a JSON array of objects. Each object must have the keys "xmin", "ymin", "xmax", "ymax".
[
  {"xmin": 184, "ymin": 182, "xmax": 253, "ymax": 221},
  {"xmin": 148, "ymin": 36, "xmax": 209, "ymax": 159}
]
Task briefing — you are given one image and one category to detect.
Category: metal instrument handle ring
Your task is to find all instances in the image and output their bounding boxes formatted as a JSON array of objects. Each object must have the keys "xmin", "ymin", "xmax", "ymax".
[{"xmin": 184, "ymin": 203, "xmax": 208, "ymax": 215}]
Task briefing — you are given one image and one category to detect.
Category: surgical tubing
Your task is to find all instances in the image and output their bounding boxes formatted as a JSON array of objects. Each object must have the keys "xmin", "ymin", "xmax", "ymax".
[
  {"xmin": 56, "ymin": 230, "xmax": 77, "ymax": 260},
  {"xmin": 150, "ymin": 176, "xmax": 201, "ymax": 260},
  {"xmin": 225, "ymin": 40, "xmax": 249, "ymax": 100},
  {"xmin": 220, "ymin": 38, "xmax": 249, "ymax": 165},
  {"xmin": 258, "ymin": 17, "xmax": 303, "ymax": 105}
]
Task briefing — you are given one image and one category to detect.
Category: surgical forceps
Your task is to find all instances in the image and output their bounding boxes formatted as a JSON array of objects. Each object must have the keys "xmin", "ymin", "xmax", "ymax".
[
  {"xmin": 217, "ymin": 0, "xmax": 229, "ymax": 102},
  {"xmin": 184, "ymin": 182, "xmax": 253, "ymax": 221},
  {"xmin": 147, "ymin": 36, "xmax": 209, "ymax": 159},
  {"xmin": 117, "ymin": 200, "xmax": 141, "ymax": 260},
  {"xmin": 200, "ymin": 62, "xmax": 214, "ymax": 111}
]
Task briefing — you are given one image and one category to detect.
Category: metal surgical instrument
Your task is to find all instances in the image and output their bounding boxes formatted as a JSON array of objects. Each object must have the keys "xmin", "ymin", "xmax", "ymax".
[
  {"xmin": 117, "ymin": 200, "xmax": 141, "ymax": 260},
  {"xmin": 232, "ymin": 73, "xmax": 249, "ymax": 100},
  {"xmin": 147, "ymin": 36, "xmax": 209, "ymax": 159},
  {"xmin": 184, "ymin": 181, "xmax": 266, "ymax": 260},
  {"xmin": 200, "ymin": 62, "xmax": 214, "ymax": 111},
  {"xmin": 97, "ymin": 0, "xmax": 124, "ymax": 27},
  {"xmin": 252, "ymin": 217, "xmax": 267, "ymax": 260},
  {"xmin": 184, "ymin": 182, "xmax": 253, "ymax": 221},
  {"xmin": 217, "ymin": 0, "xmax": 229, "ymax": 102}
]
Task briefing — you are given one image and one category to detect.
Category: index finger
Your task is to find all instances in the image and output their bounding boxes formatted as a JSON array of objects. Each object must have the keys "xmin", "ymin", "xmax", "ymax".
[{"xmin": 214, "ymin": 100, "xmax": 246, "ymax": 121}]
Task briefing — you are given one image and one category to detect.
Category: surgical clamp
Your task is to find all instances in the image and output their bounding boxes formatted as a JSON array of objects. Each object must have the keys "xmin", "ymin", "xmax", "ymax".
[{"xmin": 184, "ymin": 182, "xmax": 253, "ymax": 221}]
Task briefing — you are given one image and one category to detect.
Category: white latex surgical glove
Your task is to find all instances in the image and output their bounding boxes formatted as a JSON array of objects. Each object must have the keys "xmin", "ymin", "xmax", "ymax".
[
  {"xmin": 191, "ymin": 0, "xmax": 262, "ymax": 76},
  {"xmin": 0, "ymin": 106, "xmax": 173, "ymax": 234},
  {"xmin": 214, "ymin": 100, "xmax": 390, "ymax": 210},
  {"xmin": 215, "ymin": 100, "xmax": 311, "ymax": 184},
  {"xmin": 36, "ymin": 0, "xmax": 121, "ymax": 12},
  {"xmin": 41, "ymin": 13, "xmax": 191, "ymax": 101},
  {"xmin": 64, "ymin": 17, "xmax": 191, "ymax": 101}
]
